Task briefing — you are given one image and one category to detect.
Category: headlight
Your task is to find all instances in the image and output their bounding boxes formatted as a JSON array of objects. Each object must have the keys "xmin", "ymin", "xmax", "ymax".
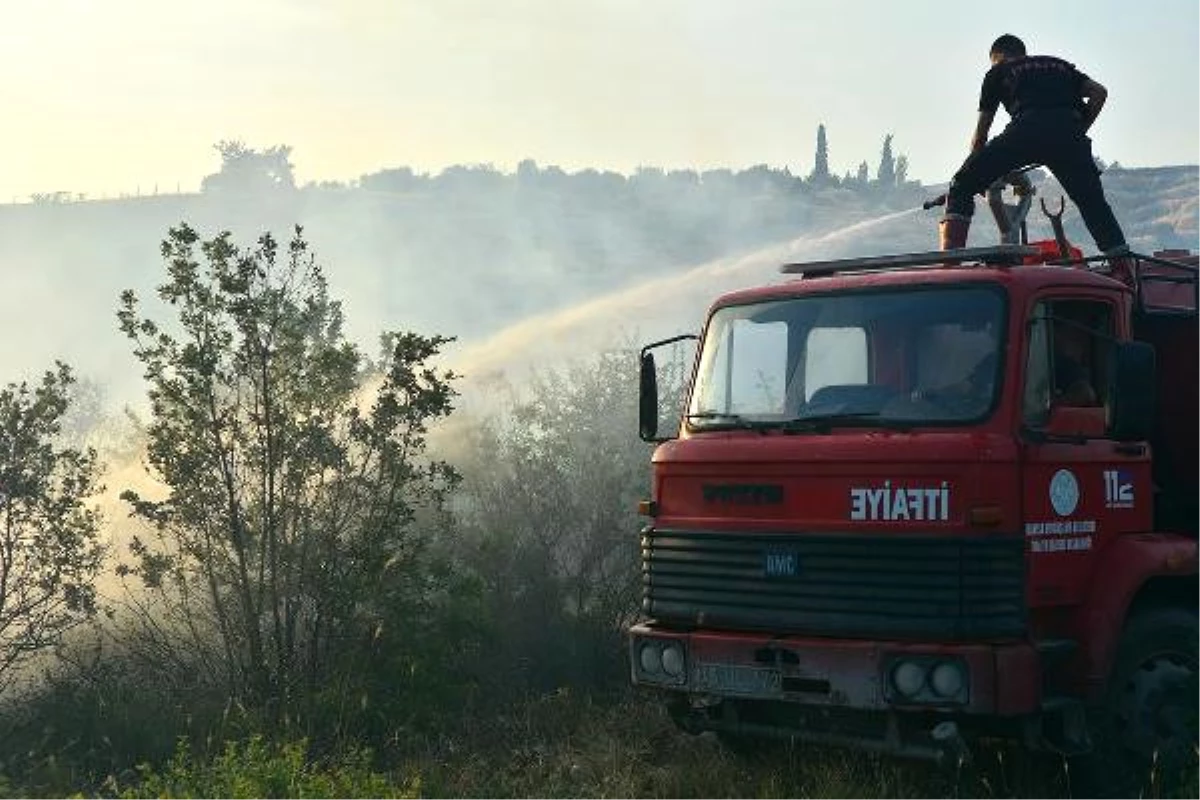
[
  {"xmin": 891, "ymin": 660, "xmax": 927, "ymax": 697},
  {"xmin": 639, "ymin": 643, "xmax": 663, "ymax": 674},
  {"xmin": 885, "ymin": 656, "xmax": 968, "ymax": 704},
  {"xmin": 661, "ymin": 643, "xmax": 685, "ymax": 677},
  {"xmin": 930, "ymin": 661, "xmax": 964, "ymax": 698}
]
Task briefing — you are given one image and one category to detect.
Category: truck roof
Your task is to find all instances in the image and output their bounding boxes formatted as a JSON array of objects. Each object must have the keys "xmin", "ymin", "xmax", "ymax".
[{"xmin": 711, "ymin": 259, "xmax": 1129, "ymax": 310}]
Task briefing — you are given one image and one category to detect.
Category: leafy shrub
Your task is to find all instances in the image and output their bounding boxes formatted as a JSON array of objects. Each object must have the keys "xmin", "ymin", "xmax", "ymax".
[{"xmin": 118, "ymin": 735, "xmax": 414, "ymax": 799}]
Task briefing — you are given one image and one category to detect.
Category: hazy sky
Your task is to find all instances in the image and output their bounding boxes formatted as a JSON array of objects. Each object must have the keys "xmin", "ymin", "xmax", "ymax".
[{"xmin": 3, "ymin": 0, "xmax": 1197, "ymax": 200}]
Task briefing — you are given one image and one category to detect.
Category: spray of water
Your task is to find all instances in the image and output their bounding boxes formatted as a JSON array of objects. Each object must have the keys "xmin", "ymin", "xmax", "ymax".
[{"xmin": 445, "ymin": 206, "xmax": 928, "ymax": 404}]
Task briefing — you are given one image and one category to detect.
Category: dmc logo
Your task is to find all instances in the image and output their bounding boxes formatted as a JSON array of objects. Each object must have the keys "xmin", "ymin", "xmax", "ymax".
[
  {"xmin": 1103, "ymin": 469, "xmax": 1134, "ymax": 509},
  {"xmin": 764, "ymin": 548, "xmax": 800, "ymax": 578}
]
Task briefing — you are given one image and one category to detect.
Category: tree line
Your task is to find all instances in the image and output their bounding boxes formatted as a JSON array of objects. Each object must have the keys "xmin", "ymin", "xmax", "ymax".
[
  {"xmin": 25, "ymin": 128, "xmax": 921, "ymax": 205},
  {"xmin": 202, "ymin": 128, "xmax": 919, "ymax": 197}
]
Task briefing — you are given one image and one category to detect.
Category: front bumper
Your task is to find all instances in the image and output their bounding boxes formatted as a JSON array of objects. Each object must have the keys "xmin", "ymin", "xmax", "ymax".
[{"xmin": 629, "ymin": 623, "xmax": 1041, "ymax": 716}]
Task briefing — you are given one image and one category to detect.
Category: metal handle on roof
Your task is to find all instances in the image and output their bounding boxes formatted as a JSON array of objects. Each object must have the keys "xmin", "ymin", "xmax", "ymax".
[
  {"xmin": 779, "ymin": 245, "xmax": 1041, "ymax": 277},
  {"xmin": 987, "ymin": 168, "xmax": 1038, "ymax": 246}
]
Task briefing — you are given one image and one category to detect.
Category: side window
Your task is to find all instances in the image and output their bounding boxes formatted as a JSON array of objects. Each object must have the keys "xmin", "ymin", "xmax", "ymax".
[
  {"xmin": 1024, "ymin": 299, "xmax": 1116, "ymax": 426},
  {"xmin": 804, "ymin": 327, "xmax": 868, "ymax": 401},
  {"xmin": 1023, "ymin": 304, "xmax": 1052, "ymax": 426},
  {"xmin": 1051, "ymin": 300, "xmax": 1113, "ymax": 409}
]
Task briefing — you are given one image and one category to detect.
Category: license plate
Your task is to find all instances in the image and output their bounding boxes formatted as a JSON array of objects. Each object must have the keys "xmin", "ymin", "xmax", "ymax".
[{"xmin": 692, "ymin": 663, "xmax": 782, "ymax": 696}]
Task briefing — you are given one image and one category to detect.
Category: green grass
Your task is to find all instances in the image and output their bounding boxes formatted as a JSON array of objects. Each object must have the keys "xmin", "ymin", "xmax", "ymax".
[
  {"xmin": 13, "ymin": 688, "xmax": 1196, "ymax": 798},
  {"xmin": 112, "ymin": 736, "xmax": 416, "ymax": 799}
]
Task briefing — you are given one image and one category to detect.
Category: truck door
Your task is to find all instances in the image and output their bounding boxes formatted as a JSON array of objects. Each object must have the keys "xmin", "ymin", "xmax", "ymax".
[{"xmin": 1019, "ymin": 297, "xmax": 1153, "ymax": 607}]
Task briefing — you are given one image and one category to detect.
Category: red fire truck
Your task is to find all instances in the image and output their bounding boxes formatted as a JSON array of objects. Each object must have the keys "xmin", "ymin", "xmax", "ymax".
[{"xmin": 630, "ymin": 180, "xmax": 1197, "ymax": 794}]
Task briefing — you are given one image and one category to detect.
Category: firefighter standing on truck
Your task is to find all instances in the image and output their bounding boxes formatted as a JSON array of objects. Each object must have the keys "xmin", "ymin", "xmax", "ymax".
[{"xmin": 939, "ymin": 34, "xmax": 1130, "ymax": 272}]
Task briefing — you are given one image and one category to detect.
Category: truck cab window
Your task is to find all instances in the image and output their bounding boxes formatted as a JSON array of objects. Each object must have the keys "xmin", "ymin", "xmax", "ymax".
[
  {"xmin": 695, "ymin": 317, "xmax": 789, "ymax": 415},
  {"xmin": 687, "ymin": 287, "xmax": 1005, "ymax": 427},
  {"xmin": 1023, "ymin": 300, "xmax": 1115, "ymax": 426},
  {"xmin": 1023, "ymin": 306, "xmax": 1053, "ymax": 426},
  {"xmin": 803, "ymin": 327, "xmax": 867, "ymax": 401}
]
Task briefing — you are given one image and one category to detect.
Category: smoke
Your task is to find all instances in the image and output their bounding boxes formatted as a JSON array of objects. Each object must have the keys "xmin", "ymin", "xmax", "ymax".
[
  {"xmin": 445, "ymin": 206, "xmax": 929, "ymax": 410},
  {"xmin": 2, "ymin": 166, "xmax": 1193, "ymax": 528}
]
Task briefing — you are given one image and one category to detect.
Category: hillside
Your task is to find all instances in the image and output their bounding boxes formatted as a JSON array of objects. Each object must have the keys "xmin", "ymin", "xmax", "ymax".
[{"xmin": 0, "ymin": 163, "xmax": 1194, "ymax": 404}]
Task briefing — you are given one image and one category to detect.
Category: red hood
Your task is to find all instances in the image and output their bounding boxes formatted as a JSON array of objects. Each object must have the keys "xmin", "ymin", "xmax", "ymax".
[{"xmin": 651, "ymin": 430, "xmax": 1020, "ymax": 533}]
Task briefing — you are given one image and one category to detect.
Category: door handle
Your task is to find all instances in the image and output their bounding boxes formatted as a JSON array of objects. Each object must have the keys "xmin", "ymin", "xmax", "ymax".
[{"xmin": 1113, "ymin": 442, "xmax": 1146, "ymax": 456}]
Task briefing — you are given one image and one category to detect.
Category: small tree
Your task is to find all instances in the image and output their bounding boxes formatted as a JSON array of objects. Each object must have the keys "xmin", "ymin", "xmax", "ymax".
[
  {"xmin": 454, "ymin": 342, "xmax": 691, "ymax": 694},
  {"xmin": 0, "ymin": 363, "xmax": 104, "ymax": 696},
  {"xmin": 895, "ymin": 154, "xmax": 910, "ymax": 187},
  {"xmin": 809, "ymin": 124, "xmax": 831, "ymax": 184},
  {"xmin": 116, "ymin": 223, "xmax": 459, "ymax": 713},
  {"xmin": 201, "ymin": 141, "xmax": 296, "ymax": 194},
  {"xmin": 876, "ymin": 134, "xmax": 896, "ymax": 187}
]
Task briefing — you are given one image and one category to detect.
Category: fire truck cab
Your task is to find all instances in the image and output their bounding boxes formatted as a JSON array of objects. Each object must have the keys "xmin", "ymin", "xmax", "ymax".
[{"xmin": 630, "ymin": 216, "xmax": 1198, "ymax": 794}]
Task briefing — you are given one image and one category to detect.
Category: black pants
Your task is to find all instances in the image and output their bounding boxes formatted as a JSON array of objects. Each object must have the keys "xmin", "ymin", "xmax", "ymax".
[{"xmin": 946, "ymin": 108, "xmax": 1127, "ymax": 253}]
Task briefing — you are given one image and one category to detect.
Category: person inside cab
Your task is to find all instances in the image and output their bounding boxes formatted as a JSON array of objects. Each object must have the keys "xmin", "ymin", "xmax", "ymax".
[{"xmin": 1051, "ymin": 316, "xmax": 1099, "ymax": 406}]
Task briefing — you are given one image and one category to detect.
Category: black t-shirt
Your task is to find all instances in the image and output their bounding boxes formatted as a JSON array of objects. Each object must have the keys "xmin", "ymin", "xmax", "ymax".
[
  {"xmin": 1054, "ymin": 354, "xmax": 1090, "ymax": 394},
  {"xmin": 979, "ymin": 55, "xmax": 1090, "ymax": 118}
]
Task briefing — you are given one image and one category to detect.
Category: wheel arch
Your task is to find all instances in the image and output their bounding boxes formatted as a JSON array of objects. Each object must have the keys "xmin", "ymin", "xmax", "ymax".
[
  {"xmin": 1076, "ymin": 535, "xmax": 1196, "ymax": 703},
  {"xmin": 1127, "ymin": 573, "xmax": 1198, "ymax": 620}
]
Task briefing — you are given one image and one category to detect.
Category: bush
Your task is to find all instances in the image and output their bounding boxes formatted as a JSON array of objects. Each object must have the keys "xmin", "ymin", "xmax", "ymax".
[
  {"xmin": 117, "ymin": 735, "xmax": 414, "ymax": 799},
  {"xmin": 0, "ymin": 643, "xmax": 225, "ymax": 797},
  {"xmin": 450, "ymin": 348, "xmax": 655, "ymax": 699}
]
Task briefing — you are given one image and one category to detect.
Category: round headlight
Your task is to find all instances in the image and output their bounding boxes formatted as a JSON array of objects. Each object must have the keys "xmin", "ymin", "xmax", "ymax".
[
  {"xmin": 891, "ymin": 660, "xmax": 926, "ymax": 697},
  {"xmin": 639, "ymin": 643, "xmax": 663, "ymax": 674},
  {"xmin": 661, "ymin": 644, "xmax": 685, "ymax": 677},
  {"xmin": 930, "ymin": 661, "xmax": 964, "ymax": 698}
]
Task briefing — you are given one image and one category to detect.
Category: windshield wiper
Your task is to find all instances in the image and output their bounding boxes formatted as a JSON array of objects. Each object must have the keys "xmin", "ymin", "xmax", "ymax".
[
  {"xmin": 686, "ymin": 411, "xmax": 912, "ymax": 434},
  {"xmin": 779, "ymin": 412, "xmax": 914, "ymax": 433},
  {"xmin": 685, "ymin": 412, "xmax": 775, "ymax": 433}
]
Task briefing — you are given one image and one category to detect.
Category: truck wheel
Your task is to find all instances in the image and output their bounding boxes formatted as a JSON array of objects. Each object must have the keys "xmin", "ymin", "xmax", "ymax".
[{"xmin": 1072, "ymin": 608, "xmax": 1198, "ymax": 798}]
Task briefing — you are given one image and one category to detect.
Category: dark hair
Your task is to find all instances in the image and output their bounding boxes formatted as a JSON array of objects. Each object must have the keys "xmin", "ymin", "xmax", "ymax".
[{"xmin": 990, "ymin": 34, "xmax": 1026, "ymax": 58}]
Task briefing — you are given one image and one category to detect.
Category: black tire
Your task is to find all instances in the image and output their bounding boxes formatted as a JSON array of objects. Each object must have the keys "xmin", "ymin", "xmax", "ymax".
[{"xmin": 1071, "ymin": 607, "xmax": 1199, "ymax": 798}]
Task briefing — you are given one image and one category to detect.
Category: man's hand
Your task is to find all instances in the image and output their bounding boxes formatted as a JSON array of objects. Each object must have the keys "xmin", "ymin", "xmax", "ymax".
[
  {"xmin": 1057, "ymin": 379, "xmax": 1098, "ymax": 407},
  {"xmin": 1080, "ymin": 78, "xmax": 1108, "ymax": 131}
]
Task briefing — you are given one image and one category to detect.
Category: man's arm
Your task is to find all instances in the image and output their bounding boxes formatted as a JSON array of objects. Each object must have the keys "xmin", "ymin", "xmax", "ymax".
[
  {"xmin": 1058, "ymin": 378, "xmax": 1098, "ymax": 406},
  {"xmin": 970, "ymin": 110, "xmax": 995, "ymax": 153},
  {"xmin": 1054, "ymin": 356, "xmax": 1099, "ymax": 406},
  {"xmin": 1080, "ymin": 77, "xmax": 1108, "ymax": 131}
]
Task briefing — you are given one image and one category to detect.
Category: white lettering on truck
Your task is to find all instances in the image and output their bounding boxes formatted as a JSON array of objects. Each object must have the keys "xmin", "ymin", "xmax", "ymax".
[{"xmin": 849, "ymin": 481, "xmax": 950, "ymax": 522}]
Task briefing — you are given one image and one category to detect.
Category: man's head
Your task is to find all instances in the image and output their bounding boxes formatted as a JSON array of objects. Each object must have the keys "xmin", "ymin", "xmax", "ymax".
[
  {"xmin": 1054, "ymin": 318, "xmax": 1090, "ymax": 361},
  {"xmin": 989, "ymin": 34, "xmax": 1026, "ymax": 64},
  {"xmin": 1051, "ymin": 317, "xmax": 1099, "ymax": 406}
]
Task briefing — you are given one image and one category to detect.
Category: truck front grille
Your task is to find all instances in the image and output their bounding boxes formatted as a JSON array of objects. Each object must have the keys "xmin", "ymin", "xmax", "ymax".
[{"xmin": 642, "ymin": 529, "xmax": 1025, "ymax": 639}]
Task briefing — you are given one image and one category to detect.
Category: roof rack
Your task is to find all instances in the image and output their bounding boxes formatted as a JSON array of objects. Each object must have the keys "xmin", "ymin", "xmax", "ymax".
[{"xmin": 779, "ymin": 244, "xmax": 1041, "ymax": 278}]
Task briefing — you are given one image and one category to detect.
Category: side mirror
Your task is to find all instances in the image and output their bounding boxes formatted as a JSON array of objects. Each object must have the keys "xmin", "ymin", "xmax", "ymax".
[
  {"xmin": 637, "ymin": 333, "xmax": 699, "ymax": 443},
  {"xmin": 1108, "ymin": 341, "xmax": 1156, "ymax": 442},
  {"xmin": 639, "ymin": 352, "xmax": 659, "ymax": 441}
]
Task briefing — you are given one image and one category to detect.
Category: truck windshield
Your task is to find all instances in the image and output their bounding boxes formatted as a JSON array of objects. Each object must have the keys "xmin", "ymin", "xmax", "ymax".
[{"xmin": 687, "ymin": 286, "xmax": 1005, "ymax": 429}]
